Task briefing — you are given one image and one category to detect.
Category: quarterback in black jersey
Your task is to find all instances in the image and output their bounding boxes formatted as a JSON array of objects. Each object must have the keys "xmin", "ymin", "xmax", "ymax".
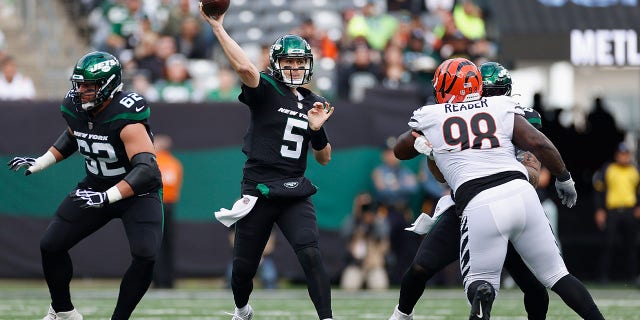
[
  {"xmin": 8, "ymin": 51, "xmax": 162, "ymax": 320},
  {"xmin": 201, "ymin": 6, "xmax": 335, "ymax": 320}
]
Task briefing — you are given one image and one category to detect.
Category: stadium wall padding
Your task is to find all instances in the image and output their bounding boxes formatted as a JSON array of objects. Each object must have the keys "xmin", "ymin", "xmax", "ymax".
[
  {"xmin": 0, "ymin": 90, "xmax": 425, "ymax": 278},
  {"xmin": 0, "ymin": 92, "xmax": 612, "ymax": 279}
]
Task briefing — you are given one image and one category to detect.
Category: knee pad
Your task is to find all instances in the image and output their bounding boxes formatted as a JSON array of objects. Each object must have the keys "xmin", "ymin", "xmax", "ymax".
[
  {"xmin": 130, "ymin": 234, "xmax": 162, "ymax": 261},
  {"xmin": 40, "ymin": 234, "xmax": 66, "ymax": 254},
  {"xmin": 231, "ymin": 254, "xmax": 262, "ymax": 286},
  {"xmin": 296, "ymin": 246, "xmax": 321, "ymax": 270},
  {"xmin": 467, "ymin": 280, "xmax": 495, "ymax": 320},
  {"xmin": 409, "ymin": 262, "xmax": 436, "ymax": 281},
  {"xmin": 131, "ymin": 257, "xmax": 155, "ymax": 270}
]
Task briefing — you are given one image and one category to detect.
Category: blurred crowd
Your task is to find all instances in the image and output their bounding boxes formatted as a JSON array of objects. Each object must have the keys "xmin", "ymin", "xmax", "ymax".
[
  {"xmin": 0, "ymin": 27, "xmax": 36, "ymax": 101},
  {"xmin": 0, "ymin": 0, "xmax": 498, "ymax": 103}
]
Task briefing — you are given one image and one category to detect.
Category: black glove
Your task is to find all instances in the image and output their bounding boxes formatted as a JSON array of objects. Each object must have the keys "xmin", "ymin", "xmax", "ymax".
[
  {"xmin": 71, "ymin": 189, "xmax": 109, "ymax": 209},
  {"xmin": 7, "ymin": 157, "xmax": 36, "ymax": 176}
]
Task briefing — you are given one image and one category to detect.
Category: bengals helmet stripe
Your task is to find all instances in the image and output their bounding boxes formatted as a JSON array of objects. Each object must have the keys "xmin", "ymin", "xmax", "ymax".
[{"xmin": 433, "ymin": 58, "xmax": 482, "ymax": 104}]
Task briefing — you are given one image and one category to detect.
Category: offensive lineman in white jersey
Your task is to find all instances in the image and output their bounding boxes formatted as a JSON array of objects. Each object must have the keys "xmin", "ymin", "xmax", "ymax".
[{"xmin": 394, "ymin": 58, "xmax": 603, "ymax": 319}]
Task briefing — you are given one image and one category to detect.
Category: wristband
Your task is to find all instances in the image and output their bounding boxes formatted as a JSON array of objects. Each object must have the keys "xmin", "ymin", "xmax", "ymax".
[
  {"xmin": 106, "ymin": 186, "xmax": 123, "ymax": 204},
  {"xmin": 28, "ymin": 151, "xmax": 57, "ymax": 174},
  {"xmin": 557, "ymin": 169, "xmax": 571, "ymax": 182},
  {"xmin": 427, "ymin": 152, "xmax": 435, "ymax": 161},
  {"xmin": 310, "ymin": 127, "xmax": 329, "ymax": 151}
]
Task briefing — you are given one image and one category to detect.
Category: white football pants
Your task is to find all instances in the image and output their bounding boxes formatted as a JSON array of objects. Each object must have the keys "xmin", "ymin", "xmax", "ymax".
[{"xmin": 459, "ymin": 179, "xmax": 568, "ymax": 294}]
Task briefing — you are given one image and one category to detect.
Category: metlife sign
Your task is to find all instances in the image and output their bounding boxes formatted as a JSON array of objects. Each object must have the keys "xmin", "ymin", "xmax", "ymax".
[
  {"xmin": 571, "ymin": 29, "xmax": 640, "ymax": 66},
  {"xmin": 492, "ymin": 0, "xmax": 640, "ymax": 63}
]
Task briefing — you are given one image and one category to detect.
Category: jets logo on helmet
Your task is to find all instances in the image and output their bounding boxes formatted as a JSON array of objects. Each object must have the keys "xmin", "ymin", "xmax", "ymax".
[
  {"xmin": 479, "ymin": 62, "xmax": 512, "ymax": 97},
  {"xmin": 269, "ymin": 34, "xmax": 314, "ymax": 88},
  {"xmin": 433, "ymin": 58, "xmax": 482, "ymax": 104},
  {"xmin": 88, "ymin": 59, "xmax": 118, "ymax": 73},
  {"xmin": 70, "ymin": 51, "xmax": 123, "ymax": 111}
]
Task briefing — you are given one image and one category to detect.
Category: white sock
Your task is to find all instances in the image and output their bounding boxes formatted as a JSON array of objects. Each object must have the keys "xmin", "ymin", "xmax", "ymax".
[
  {"xmin": 395, "ymin": 305, "xmax": 413, "ymax": 317},
  {"xmin": 236, "ymin": 304, "xmax": 250, "ymax": 315}
]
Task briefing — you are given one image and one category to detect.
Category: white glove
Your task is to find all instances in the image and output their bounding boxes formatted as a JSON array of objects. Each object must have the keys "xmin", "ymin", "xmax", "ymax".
[
  {"xmin": 71, "ymin": 189, "xmax": 109, "ymax": 209},
  {"xmin": 405, "ymin": 213, "xmax": 434, "ymax": 235},
  {"xmin": 7, "ymin": 157, "xmax": 36, "ymax": 175},
  {"xmin": 555, "ymin": 176, "xmax": 577, "ymax": 208},
  {"xmin": 7, "ymin": 151, "xmax": 56, "ymax": 175},
  {"xmin": 414, "ymin": 135, "xmax": 434, "ymax": 159}
]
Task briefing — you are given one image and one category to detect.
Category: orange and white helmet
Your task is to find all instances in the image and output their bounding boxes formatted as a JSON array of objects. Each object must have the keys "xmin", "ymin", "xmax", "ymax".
[{"xmin": 432, "ymin": 58, "xmax": 482, "ymax": 104}]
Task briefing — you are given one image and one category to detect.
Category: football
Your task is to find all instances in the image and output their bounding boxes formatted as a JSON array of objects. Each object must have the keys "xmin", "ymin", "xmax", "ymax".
[{"xmin": 200, "ymin": 0, "xmax": 230, "ymax": 19}]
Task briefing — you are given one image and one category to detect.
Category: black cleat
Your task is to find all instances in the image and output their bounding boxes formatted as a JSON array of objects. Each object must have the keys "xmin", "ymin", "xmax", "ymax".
[{"xmin": 469, "ymin": 283, "xmax": 495, "ymax": 320}]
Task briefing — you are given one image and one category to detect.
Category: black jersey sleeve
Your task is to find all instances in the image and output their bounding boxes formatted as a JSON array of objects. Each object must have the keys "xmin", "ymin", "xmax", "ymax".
[
  {"xmin": 239, "ymin": 73, "xmax": 291, "ymax": 108},
  {"xmin": 60, "ymin": 91, "xmax": 80, "ymax": 124},
  {"xmin": 522, "ymin": 107, "xmax": 542, "ymax": 129},
  {"xmin": 300, "ymin": 87, "xmax": 327, "ymax": 105}
]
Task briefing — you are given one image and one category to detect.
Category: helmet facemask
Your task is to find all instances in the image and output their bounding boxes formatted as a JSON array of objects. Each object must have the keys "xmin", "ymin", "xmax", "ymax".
[
  {"xmin": 269, "ymin": 35, "xmax": 314, "ymax": 88},
  {"xmin": 479, "ymin": 62, "xmax": 512, "ymax": 97},
  {"xmin": 483, "ymin": 84, "xmax": 511, "ymax": 97},
  {"xmin": 71, "ymin": 74, "xmax": 123, "ymax": 111},
  {"xmin": 273, "ymin": 57, "xmax": 313, "ymax": 88},
  {"xmin": 69, "ymin": 51, "xmax": 123, "ymax": 111}
]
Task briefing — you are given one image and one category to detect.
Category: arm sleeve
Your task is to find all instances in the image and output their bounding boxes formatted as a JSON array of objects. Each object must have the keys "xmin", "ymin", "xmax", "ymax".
[
  {"xmin": 123, "ymin": 152, "xmax": 163, "ymax": 195},
  {"xmin": 52, "ymin": 129, "xmax": 78, "ymax": 159}
]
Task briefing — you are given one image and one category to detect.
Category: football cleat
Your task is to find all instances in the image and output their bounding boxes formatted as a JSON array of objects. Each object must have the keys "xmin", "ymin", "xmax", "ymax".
[
  {"xmin": 228, "ymin": 304, "xmax": 253, "ymax": 320},
  {"xmin": 469, "ymin": 283, "xmax": 495, "ymax": 320},
  {"xmin": 389, "ymin": 305, "xmax": 413, "ymax": 320},
  {"xmin": 42, "ymin": 305, "xmax": 83, "ymax": 320}
]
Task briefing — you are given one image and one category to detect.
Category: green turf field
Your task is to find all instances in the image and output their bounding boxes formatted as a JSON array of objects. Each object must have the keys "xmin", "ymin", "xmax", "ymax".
[{"xmin": 1, "ymin": 279, "xmax": 639, "ymax": 319}]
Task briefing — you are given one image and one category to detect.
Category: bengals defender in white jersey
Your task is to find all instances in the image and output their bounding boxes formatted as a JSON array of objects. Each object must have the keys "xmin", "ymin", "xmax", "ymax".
[
  {"xmin": 388, "ymin": 62, "xmax": 551, "ymax": 320},
  {"xmin": 392, "ymin": 58, "xmax": 603, "ymax": 320}
]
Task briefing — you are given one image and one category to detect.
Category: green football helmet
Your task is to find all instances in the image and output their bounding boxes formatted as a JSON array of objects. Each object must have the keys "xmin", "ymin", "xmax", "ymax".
[
  {"xmin": 269, "ymin": 34, "xmax": 313, "ymax": 87},
  {"xmin": 479, "ymin": 62, "xmax": 512, "ymax": 97},
  {"xmin": 70, "ymin": 51, "xmax": 123, "ymax": 111}
]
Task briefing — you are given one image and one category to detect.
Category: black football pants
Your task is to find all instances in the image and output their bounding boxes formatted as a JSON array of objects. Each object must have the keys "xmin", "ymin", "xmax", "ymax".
[
  {"xmin": 40, "ymin": 192, "xmax": 163, "ymax": 320},
  {"xmin": 232, "ymin": 196, "xmax": 332, "ymax": 319}
]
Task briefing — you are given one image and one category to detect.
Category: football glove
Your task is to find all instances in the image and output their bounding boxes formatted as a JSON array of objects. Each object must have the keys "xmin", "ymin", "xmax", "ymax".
[
  {"xmin": 555, "ymin": 176, "xmax": 577, "ymax": 208},
  {"xmin": 7, "ymin": 157, "xmax": 36, "ymax": 175},
  {"xmin": 71, "ymin": 189, "xmax": 109, "ymax": 209},
  {"xmin": 414, "ymin": 135, "xmax": 434, "ymax": 159}
]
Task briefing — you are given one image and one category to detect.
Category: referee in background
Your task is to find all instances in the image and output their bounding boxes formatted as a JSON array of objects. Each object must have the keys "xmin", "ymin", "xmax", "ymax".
[{"xmin": 593, "ymin": 142, "xmax": 640, "ymax": 285}]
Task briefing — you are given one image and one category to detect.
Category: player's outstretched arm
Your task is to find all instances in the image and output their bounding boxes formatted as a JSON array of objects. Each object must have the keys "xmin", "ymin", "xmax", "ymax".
[
  {"xmin": 393, "ymin": 130, "xmax": 420, "ymax": 160},
  {"xmin": 512, "ymin": 115, "xmax": 576, "ymax": 207},
  {"xmin": 7, "ymin": 128, "xmax": 75, "ymax": 175},
  {"xmin": 394, "ymin": 130, "xmax": 445, "ymax": 182},
  {"xmin": 199, "ymin": 6, "xmax": 260, "ymax": 88},
  {"xmin": 512, "ymin": 116, "xmax": 565, "ymax": 177}
]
